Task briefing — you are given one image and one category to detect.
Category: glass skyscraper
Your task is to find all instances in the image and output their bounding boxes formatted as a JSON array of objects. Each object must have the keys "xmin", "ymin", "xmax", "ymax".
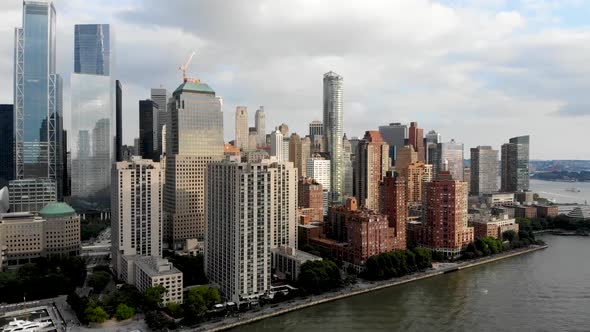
[
  {"xmin": 501, "ymin": 135, "xmax": 530, "ymax": 192},
  {"xmin": 14, "ymin": 1, "xmax": 63, "ymax": 201},
  {"xmin": 323, "ymin": 71, "xmax": 344, "ymax": 203},
  {"xmin": 0, "ymin": 105, "xmax": 14, "ymax": 188},
  {"xmin": 70, "ymin": 24, "xmax": 114, "ymax": 203}
]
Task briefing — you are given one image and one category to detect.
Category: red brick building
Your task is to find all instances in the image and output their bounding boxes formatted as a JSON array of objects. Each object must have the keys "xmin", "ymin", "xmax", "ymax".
[
  {"xmin": 536, "ymin": 205, "xmax": 558, "ymax": 218},
  {"xmin": 423, "ymin": 171, "xmax": 474, "ymax": 256},
  {"xmin": 380, "ymin": 172, "xmax": 407, "ymax": 250},
  {"xmin": 514, "ymin": 205, "xmax": 538, "ymax": 219},
  {"xmin": 355, "ymin": 131, "xmax": 389, "ymax": 212},
  {"xmin": 298, "ymin": 178, "xmax": 324, "ymax": 222},
  {"xmin": 408, "ymin": 121, "xmax": 425, "ymax": 162}
]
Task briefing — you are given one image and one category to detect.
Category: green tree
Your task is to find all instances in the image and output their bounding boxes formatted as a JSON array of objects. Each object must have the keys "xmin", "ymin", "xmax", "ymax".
[
  {"xmin": 144, "ymin": 285, "xmax": 167, "ymax": 310},
  {"xmin": 85, "ymin": 305, "xmax": 109, "ymax": 323},
  {"xmin": 182, "ymin": 286, "xmax": 221, "ymax": 323},
  {"xmin": 298, "ymin": 260, "xmax": 342, "ymax": 294},
  {"xmin": 88, "ymin": 271, "xmax": 111, "ymax": 293},
  {"xmin": 166, "ymin": 303, "xmax": 184, "ymax": 318},
  {"xmin": 115, "ymin": 303, "xmax": 135, "ymax": 320}
]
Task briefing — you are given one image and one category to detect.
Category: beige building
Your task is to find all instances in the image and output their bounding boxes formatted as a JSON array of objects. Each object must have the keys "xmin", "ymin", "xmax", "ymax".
[
  {"xmin": 395, "ymin": 145, "xmax": 418, "ymax": 177},
  {"xmin": 471, "ymin": 214, "xmax": 519, "ymax": 240},
  {"xmin": 164, "ymin": 81, "xmax": 224, "ymax": 249},
  {"xmin": 355, "ymin": 131, "xmax": 389, "ymax": 211},
  {"xmin": 406, "ymin": 162, "xmax": 433, "ymax": 206},
  {"xmin": 112, "ymin": 158, "xmax": 163, "ymax": 278},
  {"xmin": 235, "ymin": 106, "xmax": 249, "ymax": 150},
  {"xmin": 135, "ymin": 256, "xmax": 183, "ymax": 305},
  {"xmin": 271, "ymin": 246, "xmax": 321, "ymax": 281},
  {"xmin": 0, "ymin": 202, "xmax": 81, "ymax": 271}
]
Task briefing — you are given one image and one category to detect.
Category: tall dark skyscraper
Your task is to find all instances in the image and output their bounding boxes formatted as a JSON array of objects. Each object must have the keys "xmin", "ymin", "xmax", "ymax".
[
  {"xmin": 13, "ymin": 1, "xmax": 63, "ymax": 203},
  {"xmin": 501, "ymin": 135, "xmax": 530, "ymax": 192},
  {"xmin": 379, "ymin": 122, "xmax": 407, "ymax": 165},
  {"xmin": 470, "ymin": 146, "xmax": 498, "ymax": 195},
  {"xmin": 150, "ymin": 88, "xmax": 170, "ymax": 159},
  {"xmin": 0, "ymin": 105, "xmax": 14, "ymax": 188},
  {"xmin": 139, "ymin": 100, "xmax": 158, "ymax": 160},
  {"xmin": 70, "ymin": 24, "xmax": 113, "ymax": 202},
  {"xmin": 116, "ymin": 80, "xmax": 123, "ymax": 162}
]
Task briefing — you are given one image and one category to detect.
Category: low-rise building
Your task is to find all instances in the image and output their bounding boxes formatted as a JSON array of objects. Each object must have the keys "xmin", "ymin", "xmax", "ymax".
[
  {"xmin": 536, "ymin": 205, "xmax": 559, "ymax": 218},
  {"xmin": 40, "ymin": 203, "xmax": 80, "ymax": 257},
  {"xmin": 514, "ymin": 205, "xmax": 538, "ymax": 219},
  {"xmin": 134, "ymin": 256, "xmax": 183, "ymax": 305},
  {"xmin": 271, "ymin": 246, "xmax": 321, "ymax": 281},
  {"xmin": 470, "ymin": 215, "xmax": 519, "ymax": 240},
  {"xmin": 483, "ymin": 192, "xmax": 515, "ymax": 207}
]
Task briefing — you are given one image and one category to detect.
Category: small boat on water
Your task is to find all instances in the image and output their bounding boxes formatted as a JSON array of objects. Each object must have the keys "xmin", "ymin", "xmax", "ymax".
[
  {"xmin": 2, "ymin": 318, "xmax": 51, "ymax": 332},
  {"xmin": 565, "ymin": 188, "xmax": 581, "ymax": 193}
]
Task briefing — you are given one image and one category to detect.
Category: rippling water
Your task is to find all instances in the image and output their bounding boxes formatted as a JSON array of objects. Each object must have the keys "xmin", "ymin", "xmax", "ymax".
[
  {"xmin": 236, "ymin": 235, "xmax": 590, "ymax": 332},
  {"xmin": 530, "ymin": 179, "xmax": 590, "ymax": 204}
]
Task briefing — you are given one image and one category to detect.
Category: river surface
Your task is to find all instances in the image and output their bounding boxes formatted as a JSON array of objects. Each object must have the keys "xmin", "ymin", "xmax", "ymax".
[
  {"xmin": 236, "ymin": 235, "xmax": 590, "ymax": 332},
  {"xmin": 530, "ymin": 179, "xmax": 590, "ymax": 204}
]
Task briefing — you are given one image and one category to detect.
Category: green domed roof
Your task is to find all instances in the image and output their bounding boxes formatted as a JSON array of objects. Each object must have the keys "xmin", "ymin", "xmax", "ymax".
[{"xmin": 39, "ymin": 202, "xmax": 76, "ymax": 218}]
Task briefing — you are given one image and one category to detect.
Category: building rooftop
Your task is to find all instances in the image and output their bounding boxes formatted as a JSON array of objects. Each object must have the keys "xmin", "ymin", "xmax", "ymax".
[
  {"xmin": 39, "ymin": 202, "xmax": 76, "ymax": 218},
  {"xmin": 173, "ymin": 81, "xmax": 215, "ymax": 96},
  {"xmin": 272, "ymin": 246, "xmax": 321, "ymax": 261},
  {"xmin": 135, "ymin": 256, "xmax": 182, "ymax": 278}
]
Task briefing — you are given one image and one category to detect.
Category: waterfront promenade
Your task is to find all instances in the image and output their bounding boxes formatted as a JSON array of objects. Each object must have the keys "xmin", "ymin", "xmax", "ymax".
[{"xmin": 196, "ymin": 245, "xmax": 548, "ymax": 332}]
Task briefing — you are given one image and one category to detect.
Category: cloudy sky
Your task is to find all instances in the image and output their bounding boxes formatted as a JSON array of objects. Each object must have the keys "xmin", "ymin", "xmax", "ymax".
[{"xmin": 1, "ymin": 0, "xmax": 589, "ymax": 160}]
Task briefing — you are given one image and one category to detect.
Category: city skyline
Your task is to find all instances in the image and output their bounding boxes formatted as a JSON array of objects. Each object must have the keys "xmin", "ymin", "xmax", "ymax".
[{"xmin": 0, "ymin": 1, "xmax": 588, "ymax": 160}]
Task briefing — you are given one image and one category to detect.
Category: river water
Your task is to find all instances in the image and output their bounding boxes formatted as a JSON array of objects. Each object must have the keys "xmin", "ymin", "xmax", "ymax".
[
  {"xmin": 236, "ymin": 235, "xmax": 590, "ymax": 332},
  {"xmin": 530, "ymin": 179, "xmax": 590, "ymax": 205}
]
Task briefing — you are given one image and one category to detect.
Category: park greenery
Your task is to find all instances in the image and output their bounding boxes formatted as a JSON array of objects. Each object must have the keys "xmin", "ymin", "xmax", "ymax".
[
  {"xmin": 363, "ymin": 247, "xmax": 433, "ymax": 280},
  {"xmin": 80, "ymin": 217, "xmax": 110, "ymax": 241},
  {"xmin": 517, "ymin": 215, "xmax": 590, "ymax": 233},
  {"xmin": 297, "ymin": 260, "xmax": 342, "ymax": 294},
  {"xmin": 0, "ymin": 256, "xmax": 87, "ymax": 303}
]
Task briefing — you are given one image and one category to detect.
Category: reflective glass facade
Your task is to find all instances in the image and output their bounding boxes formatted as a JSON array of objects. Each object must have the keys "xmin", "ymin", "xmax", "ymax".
[
  {"xmin": 501, "ymin": 135, "xmax": 530, "ymax": 192},
  {"xmin": 14, "ymin": 1, "xmax": 62, "ymax": 199},
  {"xmin": 323, "ymin": 72, "xmax": 344, "ymax": 203},
  {"xmin": 0, "ymin": 105, "xmax": 14, "ymax": 188},
  {"xmin": 74, "ymin": 24, "xmax": 110, "ymax": 75},
  {"xmin": 71, "ymin": 74, "xmax": 113, "ymax": 199}
]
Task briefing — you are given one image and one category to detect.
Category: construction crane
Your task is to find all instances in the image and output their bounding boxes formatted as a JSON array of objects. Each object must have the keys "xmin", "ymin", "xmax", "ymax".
[{"xmin": 178, "ymin": 51, "xmax": 199, "ymax": 83}]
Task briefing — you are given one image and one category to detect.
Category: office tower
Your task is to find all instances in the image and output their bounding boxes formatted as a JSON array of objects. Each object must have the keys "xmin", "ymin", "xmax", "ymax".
[
  {"xmin": 0, "ymin": 105, "xmax": 14, "ymax": 188},
  {"xmin": 395, "ymin": 145, "xmax": 418, "ymax": 177},
  {"xmin": 235, "ymin": 106, "xmax": 248, "ymax": 150},
  {"xmin": 501, "ymin": 135, "xmax": 530, "ymax": 192},
  {"xmin": 112, "ymin": 158, "xmax": 163, "ymax": 277},
  {"xmin": 151, "ymin": 88, "xmax": 171, "ymax": 158},
  {"xmin": 71, "ymin": 24, "xmax": 114, "ymax": 201},
  {"xmin": 309, "ymin": 120, "xmax": 323, "ymax": 137},
  {"xmin": 323, "ymin": 71, "xmax": 344, "ymax": 203},
  {"xmin": 343, "ymin": 135, "xmax": 354, "ymax": 197},
  {"xmin": 247, "ymin": 128, "xmax": 258, "ymax": 151},
  {"xmin": 434, "ymin": 140, "xmax": 464, "ymax": 181},
  {"xmin": 255, "ymin": 106, "xmax": 266, "ymax": 146},
  {"xmin": 406, "ymin": 162, "xmax": 433, "ymax": 206},
  {"xmin": 139, "ymin": 100, "xmax": 158, "ymax": 160},
  {"xmin": 270, "ymin": 129, "xmax": 284, "ymax": 161},
  {"xmin": 8, "ymin": 179, "xmax": 56, "ymax": 213},
  {"xmin": 278, "ymin": 123, "xmax": 289, "ymax": 137},
  {"xmin": 378, "ymin": 123, "xmax": 407, "ymax": 165},
  {"xmin": 282, "ymin": 137, "xmax": 290, "ymax": 162},
  {"xmin": 424, "ymin": 171, "xmax": 474, "ymax": 257},
  {"xmin": 61, "ymin": 130, "xmax": 69, "ymax": 197},
  {"xmin": 424, "ymin": 130, "xmax": 441, "ymax": 164},
  {"xmin": 470, "ymin": 146, "xmax": 498, "ymax": 195},
  {"xmin": 408, "ymin": 122, "xmax": 425, "ymax": 162},
  {"xmin": 380, "ymin": 171, "xmax": 407, "ymax": 250},
  {"xmin": 13, "ymin": 1, "xmax": 63, "ymax": 200},
  {"xmin": 116, "ymin": 80, "xmax": 123, "ymax": 161},
  {"xmin": 164, "ymin": 80, "xmax": 224, "ymax": 249},
  {"xmin": 307, "ymin": 155, "xmax": 331, "ymax": 216},
  {"xmin": 289, "ymin": 133, "xmax": 303, "ymax": 176},
  {"xmin": 300, "ymin": 136, "xmax": 311, "ymax": 178},
  {"xmin": 206, "ymin": 160, "xmax": 272, "ymax": 302},
  {"xmin": 355, "ymin": 131, "xmax": 389, "ymax": 211},
  {"xmin": 298, "ymin": 177, "xmax": 324, "ymax": 222}
]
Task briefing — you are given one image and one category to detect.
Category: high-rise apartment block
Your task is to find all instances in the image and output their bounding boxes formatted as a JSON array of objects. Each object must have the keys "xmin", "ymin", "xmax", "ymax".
[
  {"xmin": 355, "ymin": 131, "xmax": 389, "ymax": 211},
  {"xmin": 270, "ymin": 129, "xmax": 284, "ymax": 161},
  {"xmin": 406, "ymin": 162, "xmax": 433, "ymax": 206},
  {"xmin": 408, "ymin": 121, "xmax": 425, "ymax": 162},
  {"xmin": 395, "ymin": 145, "xmax": 418, "ymax": 177},
  {"xmin": 470, "ymin": 146, "xmax": 498, "ymax": 195},
  {"xmin": 235, "ymin": 106, "xmax": 249, "ymax": 150},
  {"xmin": 111, "ymin": 158, "xmax": 163, "ymax": 278},
  {"xmin": 298, "ymin": 177, "xmax": 324, "ymax": 222},
  {"xmin": 70, "ymin": 24, "xmax": 114, "ymax": 202},
  {"xmin": 323, "ymin": 71, "xmax": 344, "ymax": 203},
  {"xmin": 206, "ymin": 158, "xmax": 297, "ymax": 302},
  {"xmin": 380, "ymin": 172, "xmax": 407, "ymax": 250},
  {"xmin": 423, "ymin": 171, "xmax": 474, "ymax": 256},
  {"xmin": 164, "ymin": 80, "xmax": 224, "ymax": 249},
  {"xmin": 13, "ymin": 1, "xmax": 64, "ymax": 201},
  {"xmin": 501, "ymin": 135, "xmax": 530, "ymax": 192}
]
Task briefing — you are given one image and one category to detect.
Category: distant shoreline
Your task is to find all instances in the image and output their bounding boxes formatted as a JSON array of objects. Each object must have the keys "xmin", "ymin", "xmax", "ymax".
[{"xmin": 199, "ymin": 245, "xmax": 548, "ymax": 332}]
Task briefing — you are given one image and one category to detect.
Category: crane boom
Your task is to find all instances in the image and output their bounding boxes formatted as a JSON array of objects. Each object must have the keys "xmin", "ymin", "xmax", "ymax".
[{"xmin": 179, "ymin": 51, "xmax": 196, "ymax": 82}]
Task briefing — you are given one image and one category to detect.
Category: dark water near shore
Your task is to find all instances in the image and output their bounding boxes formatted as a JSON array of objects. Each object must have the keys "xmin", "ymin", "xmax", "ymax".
[{"xmin": 235, "ymin": 235, "xmax": 590, "ymax": 332}]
